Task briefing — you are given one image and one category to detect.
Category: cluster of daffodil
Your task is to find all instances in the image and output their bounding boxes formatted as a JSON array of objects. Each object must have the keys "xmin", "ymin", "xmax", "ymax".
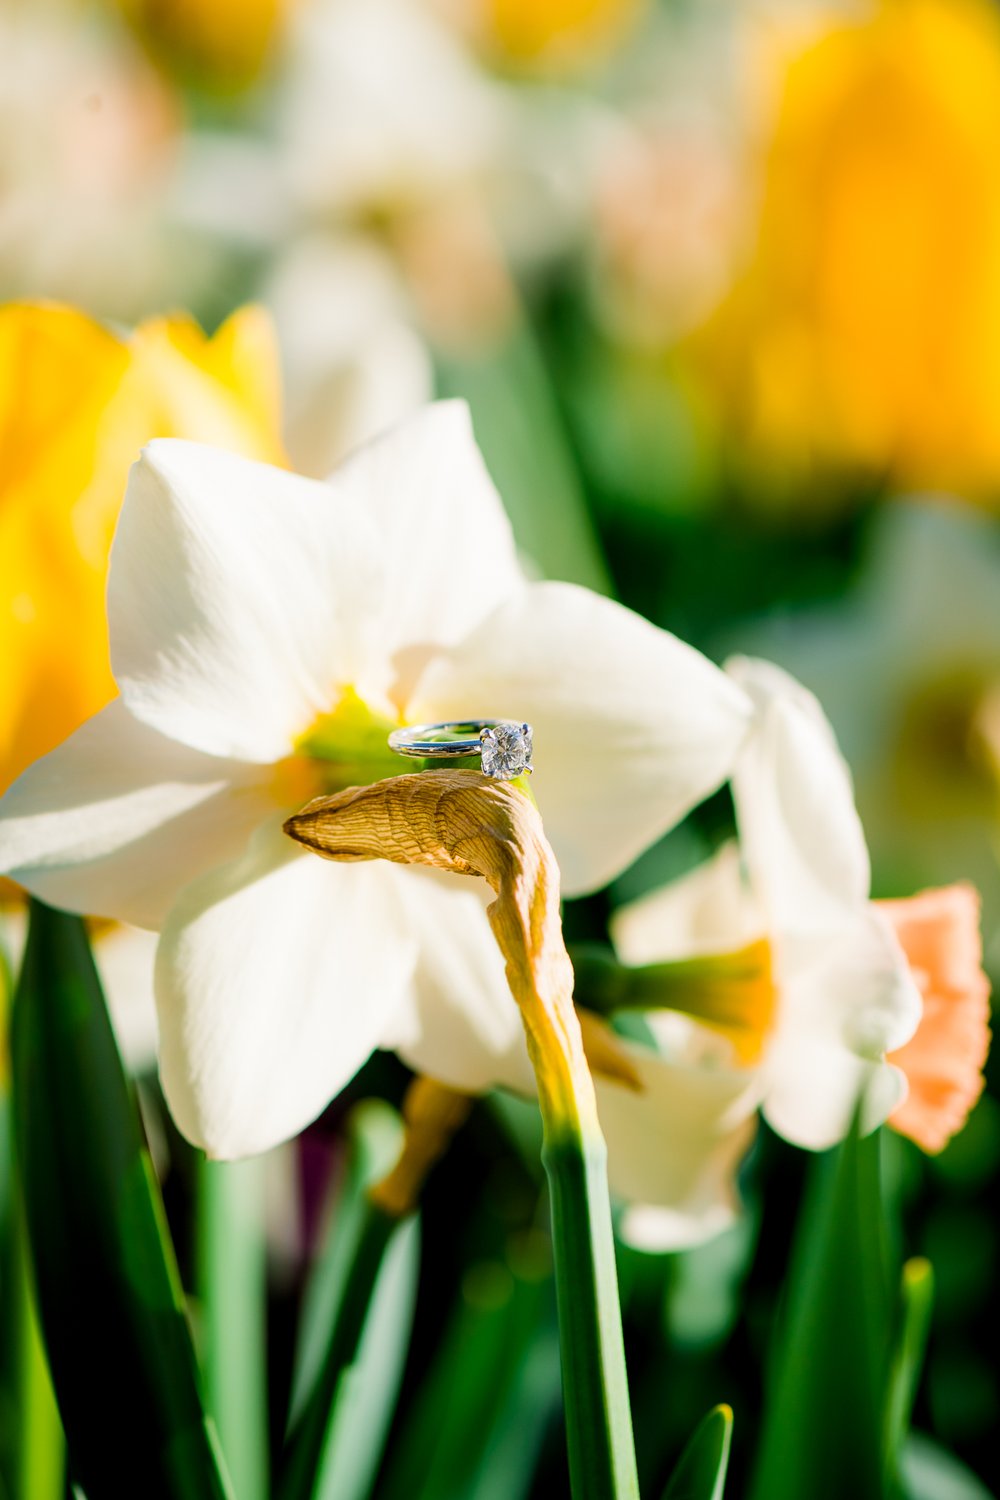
[
  {"xmin": 3, "ymin": 0, "xmax": 1000, "ymax": 1494},
  {"xmin": 0, "ymin": 294, "xmax": 992, "ymax": 1498}
]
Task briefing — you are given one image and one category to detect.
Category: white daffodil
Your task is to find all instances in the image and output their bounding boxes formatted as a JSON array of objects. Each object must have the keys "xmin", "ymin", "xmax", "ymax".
[
  {"xmin": 265, "ymin": 236, "xmax": 434, "ymax": 480},
  {"xmin": 729, "ymin": 500, "xmax": 1000, "ymax": 943},
  {"xmin": 0, "ymin": 401, "xmax": 751, "ymax": 1159},
  {"xmin": 595, "ymin": 1022, "xmax": 760, "ymax": 1251},
  {"xmin": 280, "ymin": 0, "xmax": 510, "ymax": 221},
  {"xmin": 0, "ymin": 6, "xmax": 181, "ymax": 322},
  {"xmin": 615, "ymin": 657, "xmax": 925, "ymax": 1160}
]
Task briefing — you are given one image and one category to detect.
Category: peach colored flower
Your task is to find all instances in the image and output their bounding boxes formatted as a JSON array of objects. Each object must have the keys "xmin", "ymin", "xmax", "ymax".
[{"xmin": 881, "ymin": 884, "xmax": 992, "ymax": 1153}]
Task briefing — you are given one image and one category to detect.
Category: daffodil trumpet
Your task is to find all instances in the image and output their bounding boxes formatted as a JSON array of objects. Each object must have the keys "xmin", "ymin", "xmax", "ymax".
[
  {"xmin": 284, "ymin": 769, "xmax": 641, "ymax": 1500},
  {"xmin": 571, "ymin": 939, "xmax": 776, "ymax": 1064}
]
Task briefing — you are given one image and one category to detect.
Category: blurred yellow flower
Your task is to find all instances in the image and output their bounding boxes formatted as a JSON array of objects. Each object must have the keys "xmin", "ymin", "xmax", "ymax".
[
  {"xmin": 115, "ymin": 0, "xmax": 293, "ymax": 91},
  {"xmin": 459, "ymin": 0, "xmax": 643, "ymax": 73},
  {"xmin": 696, "ymin": 0, "xmax": 1000, "ymax": 503},
  {"xmin": 0, "ymin": 303, "xmax": 284, "ymax": 797}
]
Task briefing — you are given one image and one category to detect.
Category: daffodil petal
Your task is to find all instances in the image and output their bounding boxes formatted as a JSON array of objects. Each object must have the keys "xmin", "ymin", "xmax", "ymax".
[
  {"xmin": 110, "ymin": 440, "xmax": 383, "ymax": 761},
  {"xmin": 598, "ymin": 1040, "xmax": 760, "ymax": 1252},
  {"xmin": 0, "ymin": 700, "xmax": 275, "ymax": 928},
  {"xmin": 155, "ymin": 822, "xmax": 418, "ymax": 1159},
  {"xmin": 762, "ymin": 906, "xmax": 922, "ymax": 1149},
  {"xmin": 762, "ymin": 1043, "xmax": 908, "ymax": 1151},
  {"xmin": 611, "ymin": 841, "xmax": 762, "ymax": 963},
  {"xmin": 726, "ymin": 655, "xmax": 871, "ymax": 934},
  {"xmin": 94, "ymin": 924, "xmax": 161, "ymax": 1075},
  {"xmin": 380, "ymin": 866, "xmax": 534, "ymax": 1094},
  {"xmin": 415, "ymin": 582, "xmax": 753, "ymax": 895},
  {"xmin": 334, "ymin": 402, "xmax": 523, "ymax": 706}
]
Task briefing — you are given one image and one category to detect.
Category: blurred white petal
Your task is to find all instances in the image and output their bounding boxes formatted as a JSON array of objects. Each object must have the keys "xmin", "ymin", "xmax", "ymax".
[
  {"xmin": 612, "ymin": 840, "xmax": 761, "ymax": 962},
  {"xmin": 1, "ymin": 906, "xmax": 159, "ymax": 1075},
  {"xmin": 726, "ymin": 655, "xmax": 871, "ymax": 934},
  {"xmin": 599, "ymin": 1030, "xmax": 760, "ymax": 1252},
  {"xmin": 381, "ymin": 867, "xmax": 534, "ymax": 1094},
  {"xmin": 416, "ymin": 581, "xmax": 753, "ymax": 895},
  {"xmin": 762, "ymin": 907, "xmax": 921, "ymax": 1148},
  {"xmin": 94, "ymin": 924, "xmax": 160, "ymax": 1074},
  {"xmin": 267, "ymin": 236, "xmax": 433, "ymax": 479},
  {"xmin": 282, "ymin": 0, "xmax": 510, "ymax": 215}
]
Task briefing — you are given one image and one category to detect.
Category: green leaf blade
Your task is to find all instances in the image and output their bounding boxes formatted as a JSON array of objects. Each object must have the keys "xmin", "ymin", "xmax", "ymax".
[
  {"xmin": 661, "ymin": 1404, "xmax": 734, "ymax": 1500},
  {"xmin": 748, "ymin": 1124, "xmax": 891, "ymax": 1500},
  {"xmin": 279, "ymin": 1100, "xmax": 420, "ymax": 1500},
  {"xmin": 12, "ymin": 901, "xmax": 232, "ymax": 1500}
]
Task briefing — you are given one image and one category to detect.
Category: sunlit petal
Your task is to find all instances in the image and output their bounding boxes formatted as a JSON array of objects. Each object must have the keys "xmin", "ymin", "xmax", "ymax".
[
  {"xmin": 156, "ymin": 821, "xmax": 418, "ymax": 1158},
  {"xmin": 0, "ymin": 700, "xmax": 277, "ymax": 928},
  {"xmin": 727, "ymin": 655, "xmax": 871, "ymax": 934},
  {"xmin": 416, "ymin": 581, "xmax": 753, "ymax": 894},
  {"xmin": 109, "ymin": 440, "xmax": 383, "ymax": 761}
]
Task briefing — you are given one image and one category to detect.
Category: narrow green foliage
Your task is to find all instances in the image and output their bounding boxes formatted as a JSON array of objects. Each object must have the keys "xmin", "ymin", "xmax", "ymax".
[
  {"xmin": 885, "ymin": 1259, "xmax": 934, "ymax": 1486},
  {"xmin": 196, "ymin": 1156, "xmax": 269, "ymax": 1500},
  {"xmin": 543, "ymin": 1131, "xmax": 640, "ymax": 1500},
  {"xmin": 661, "ymin": 1405, "xmax": 733, "ymax": 1500},
  {"xmin": 12, "ymin": 1210, "xmax": 63, "ymax": 1500},
  {"xmin": 11, "ymin": 901, "xmax": 232, "ymax": 1500},
  {"xmin": 279, "ymin": 1101, "xmax": 419, "ymax": 1500},
  {"xmin": 749, "ymin": 1123, "xmax": 891, "ymax": 1500},
  {"xmin": 377, "ymin": 1241, "xmax": 560, "ymax": 1500}
]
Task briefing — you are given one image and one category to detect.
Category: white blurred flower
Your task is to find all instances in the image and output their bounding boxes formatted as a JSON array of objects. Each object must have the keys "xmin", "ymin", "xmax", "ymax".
[
  {"xmin": 602, "ymin": 656, "xmax": 924, "ymax": 1248},
  {"xmin": 384, "ymin": 650, "xmax": 922, "ymax": 1250},
  {"xmin": 265, "ymin": 236, "xmax": 434, "ymax": 478},
  {"xmin": 281, "ymin": 0, "xmax": 509, "ymax": 221},
  {"xmin": 0, "ymin": 6, "xmax": 182, "ymax": 321},
  {"xmin": 0, "ymin": 401, "xmax": 751, "ymax": 1159},
  {"xmin": 1, "ymin": 906, "xmax": 158, "ymax": 1076},
  {"xmin": 270, "ymin": 0, "xmax": 606, "ymax": 335},
  {"xmin": 730, "ymin": 502, "xmax": 1000, "ymax": 949}
]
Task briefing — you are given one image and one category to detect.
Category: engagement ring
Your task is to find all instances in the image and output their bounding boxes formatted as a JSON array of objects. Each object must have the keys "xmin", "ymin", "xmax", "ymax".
[{"xmin": 387, "ymin": 720, "xmax": 534, "ymax": 781}]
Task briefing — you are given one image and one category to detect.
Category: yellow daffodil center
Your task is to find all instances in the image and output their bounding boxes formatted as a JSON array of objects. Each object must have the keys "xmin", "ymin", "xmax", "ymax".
[
  {"xmin": 292, "ymin": 690, "xmax": 535, "ymax": 803},
  {"xmin": 575, "ymin": 938, "xmax": 777, "ymax": 1064},
  {"xmin": 291, "ymin": 690, "xmax": 406, "ymax": 800}
]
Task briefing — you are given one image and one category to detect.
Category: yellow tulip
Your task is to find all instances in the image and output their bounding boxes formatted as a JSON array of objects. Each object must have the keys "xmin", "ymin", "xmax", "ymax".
[
  {"xmin": 475, "ymin": 0, "xmax": 643, "ymax": 72},
  {"xmin": 115, "ymin": 0, "xmax": 293, "ymax": 91},
  {"xmin": 0, "ymin": 303, "xmax": 284, "ymax": 797},
  {"xmin": 695, "ymin": 0, "xmax": 1000, "ymax": 504}
]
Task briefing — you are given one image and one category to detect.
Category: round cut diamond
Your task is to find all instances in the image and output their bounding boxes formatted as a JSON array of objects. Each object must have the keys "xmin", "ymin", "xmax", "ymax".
[{"xmin": 480, "ymin": 721, "xmax": 532, "ymax": 781}]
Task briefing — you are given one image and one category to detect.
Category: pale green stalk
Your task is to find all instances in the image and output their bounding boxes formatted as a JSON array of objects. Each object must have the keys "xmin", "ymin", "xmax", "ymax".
[{"xmin": 195, "ymin": 1156, "xmax": 269, "ymax": 1500}]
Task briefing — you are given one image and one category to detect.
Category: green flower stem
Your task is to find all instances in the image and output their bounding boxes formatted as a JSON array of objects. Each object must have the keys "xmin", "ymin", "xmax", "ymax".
[
  {"xmin": 539, "ymin": 1107, "xmax": 639, "ymax": 1500},
  {"xmin": 195, "ymin": 1156, "xmax": 269, "ymax": 1500},
  {"xmin": 277, "ymin": 1200, "xmax": 398, "ymax": 1500}
]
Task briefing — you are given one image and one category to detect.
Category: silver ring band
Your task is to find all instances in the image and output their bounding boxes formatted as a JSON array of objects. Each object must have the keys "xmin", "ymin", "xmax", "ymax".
[{"xmin": 388, "ymin": 720, "xmax": 533, "ymax": 781}]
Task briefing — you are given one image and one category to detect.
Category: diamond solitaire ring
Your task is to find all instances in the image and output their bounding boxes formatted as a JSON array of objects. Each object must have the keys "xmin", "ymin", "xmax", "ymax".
[{"xmin": 387, "ymin": 720, "xmax": 534, "ymax": 781}]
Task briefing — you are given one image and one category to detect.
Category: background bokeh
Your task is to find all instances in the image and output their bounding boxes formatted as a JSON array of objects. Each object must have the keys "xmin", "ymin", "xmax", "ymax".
[{"xmin": 2, "ymin": 0, "xmax": 999, "ymax": 1495}]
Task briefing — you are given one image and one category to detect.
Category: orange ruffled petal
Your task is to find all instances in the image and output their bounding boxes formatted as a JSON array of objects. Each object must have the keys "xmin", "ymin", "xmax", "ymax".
[{"xmin": 880, "ymin": 884, "xmax": 991, "ymax": 1154}]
